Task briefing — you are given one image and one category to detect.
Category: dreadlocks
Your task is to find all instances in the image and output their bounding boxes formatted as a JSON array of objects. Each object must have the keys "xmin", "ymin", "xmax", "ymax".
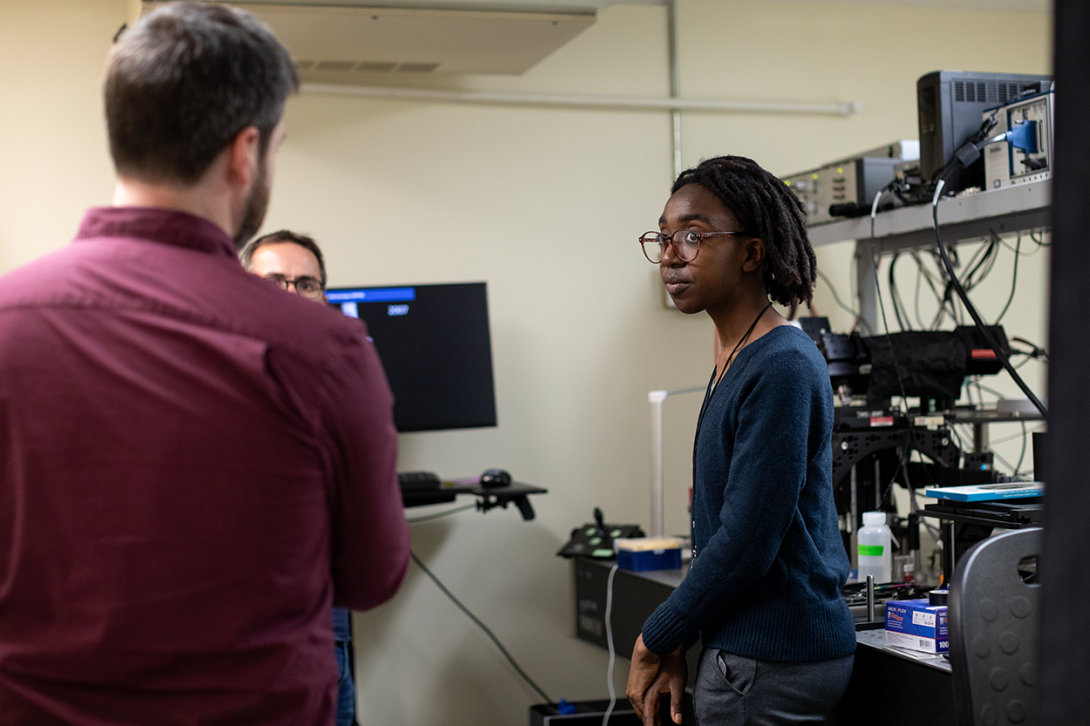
[{"xmin": 672, "ymin": 155, "xmax": 816, "ymax": 306}]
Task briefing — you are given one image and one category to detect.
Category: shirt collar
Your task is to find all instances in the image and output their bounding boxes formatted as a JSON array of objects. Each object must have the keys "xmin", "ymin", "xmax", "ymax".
[{"xmin": 76, "ymin": 207, "xmax": 239, "ymax": 259}]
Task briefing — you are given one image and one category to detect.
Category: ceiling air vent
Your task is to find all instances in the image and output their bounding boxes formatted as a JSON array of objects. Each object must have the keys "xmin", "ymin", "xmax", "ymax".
[
  {"xmin": 356, "ymin": 62, "xmax": 399, "ymax": 73},
  {"xmin": 315, "ymin": 60, "xmax": 357, "ymax": 72},
  {"xmin": 141, "ymin": 2, "xmax": 597, "ymax": 78}
]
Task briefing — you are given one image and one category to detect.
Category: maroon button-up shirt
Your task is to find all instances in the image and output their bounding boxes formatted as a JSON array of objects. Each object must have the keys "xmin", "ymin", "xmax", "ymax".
[{"xmin": 0, "ymin": 207, "xmax": 409, "ymax": 725}]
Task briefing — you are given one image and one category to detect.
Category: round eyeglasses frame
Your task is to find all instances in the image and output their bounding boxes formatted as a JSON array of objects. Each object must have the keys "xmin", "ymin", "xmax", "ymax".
[
  {"xmin": 262, "ymin": 274, "xmax": 325, "ymax": 299},
  {"xmin": 639, "ymin": 230, "xmax": 747, "ymax": 264}
]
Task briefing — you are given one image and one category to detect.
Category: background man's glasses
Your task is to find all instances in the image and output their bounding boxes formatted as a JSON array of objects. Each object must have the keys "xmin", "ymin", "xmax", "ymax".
[
  {"xmin": 262, "ymin": 274, "xmax": 325, "ymax": 299},
  {"xmin": 639, "ymin": 230, "xmax": 746, "ymax": 264}
]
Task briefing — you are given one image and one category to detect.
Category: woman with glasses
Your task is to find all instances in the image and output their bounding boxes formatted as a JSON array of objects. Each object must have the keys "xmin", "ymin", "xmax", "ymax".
[{"xmin": 626, "ymin": 156, "xmax": 855, "ymax": 726}]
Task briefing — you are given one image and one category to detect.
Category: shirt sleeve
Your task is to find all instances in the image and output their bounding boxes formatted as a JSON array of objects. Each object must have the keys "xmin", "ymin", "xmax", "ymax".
[
  {"xmin": 641, "ymin": 349, "xmax": 819, "ymax": 655},
  {"xmin": 318, "ymin": 325, "xmax": 410, "ymax": 612}
]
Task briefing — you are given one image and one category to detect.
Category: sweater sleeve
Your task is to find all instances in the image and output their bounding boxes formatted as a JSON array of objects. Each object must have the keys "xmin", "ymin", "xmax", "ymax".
[{"xmin": 641, "ymin": 346, "xmax": 822, "ymax": 655}]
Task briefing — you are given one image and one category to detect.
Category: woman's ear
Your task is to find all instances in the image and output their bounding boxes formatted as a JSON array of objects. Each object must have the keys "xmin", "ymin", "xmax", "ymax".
[{"xmin": 742, "ymin": 237, "xmax": 766, "ymax": 272}]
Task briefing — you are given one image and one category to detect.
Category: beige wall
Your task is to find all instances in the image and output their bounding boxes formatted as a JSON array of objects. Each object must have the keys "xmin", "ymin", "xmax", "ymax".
[{"xmin": 0, "ymin": 1, "xmax": 1050, "ymax": 724}]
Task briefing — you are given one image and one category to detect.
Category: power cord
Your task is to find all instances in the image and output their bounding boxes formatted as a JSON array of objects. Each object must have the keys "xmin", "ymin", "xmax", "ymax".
[
  {"xmin": 602, "ymin": 564, "xmax": 620, "ymax": 726},
  {"xmin": 994, "ymin": 231, "xmax": 1022, "ymax": 325},
  {"xmin": 869, "ymin": 187, "xmax": 912, "ymax": 410},
  {"xmin": 815, "ymin": 268, "xmax": 862, "ymax": 326},
  {"xmin": 930, "ymin": 180, "xmax": 1047, "ymax": 418},
  {"xmin": 406, "ymin": 504, "xmax": 477, "ymax": 524},
  {"xmin": 409, "ymin": 551, "xmax": 553, "ymax": 705}
]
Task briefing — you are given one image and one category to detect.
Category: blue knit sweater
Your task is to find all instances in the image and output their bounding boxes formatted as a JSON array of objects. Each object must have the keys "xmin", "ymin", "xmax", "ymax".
[{"xmin": 641, "ymin": 325, "xmax": 856, "ymax": 662}]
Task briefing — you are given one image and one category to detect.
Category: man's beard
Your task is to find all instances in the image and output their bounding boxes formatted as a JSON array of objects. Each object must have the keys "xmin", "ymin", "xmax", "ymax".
[{"xmin": 234, "ymin": 155, "xmax": 270, "ymax": 249}]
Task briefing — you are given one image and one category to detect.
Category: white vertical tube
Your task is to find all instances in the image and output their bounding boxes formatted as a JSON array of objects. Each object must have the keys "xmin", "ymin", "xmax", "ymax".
[
  {"xmin": 648, "ymin": 386, "xmax": 705, "ymax": 538},
  {"xmin": 667, "ymin": 0, "xmax": 683, "ymax": 180},
  {"xmin": 649, "ymin": 390, "xmax": 668, "ymax": 538}
]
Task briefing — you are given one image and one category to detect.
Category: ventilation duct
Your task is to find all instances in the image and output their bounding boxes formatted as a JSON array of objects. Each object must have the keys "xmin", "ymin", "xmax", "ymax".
[{"xmin": 140, "ymin": 1, "xmax": 598, "ymax": 77}]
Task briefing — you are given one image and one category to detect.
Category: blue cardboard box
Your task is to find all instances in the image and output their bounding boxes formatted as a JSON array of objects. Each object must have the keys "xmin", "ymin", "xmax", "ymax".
[
  {"xmin": 884, "ymin": 599, "xmax": 948, "ymax": 654},
  {"xmin": 615, "ymin": 538, "xmax": 682, "ymax": 572}
]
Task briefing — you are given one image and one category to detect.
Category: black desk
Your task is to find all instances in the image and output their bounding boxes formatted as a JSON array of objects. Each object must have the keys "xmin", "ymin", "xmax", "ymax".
[
  {"xmin": 829, "ymin": 629, "xmax": 954, "ymax": 726},
  {"xmin": 573, "ymin": 558, "xmax": 701, "ymax": 684},
  {"xmin": 573, "ymin": 558, "xmax": 957, "ymax": 725}
]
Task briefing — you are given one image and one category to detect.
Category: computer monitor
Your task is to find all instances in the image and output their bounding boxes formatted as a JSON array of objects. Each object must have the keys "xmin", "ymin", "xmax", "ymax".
[
  {"xmin": 916, "ymin": 70, "xmax": 1052, "ymax": 191},
  {"xmin": 326, "ymin": 282, "xmax": 497, "ymax": 433}
]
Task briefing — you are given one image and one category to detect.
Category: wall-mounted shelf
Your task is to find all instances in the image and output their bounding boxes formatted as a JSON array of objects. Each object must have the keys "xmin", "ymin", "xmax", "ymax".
[
  {"xmin": 808, "ymin": 179, "xmax": 1052, "ymax": 332},
  {"xmin": 809, "ymin": 179, "xmax": 1051, "ymax": 252},
  {"xmin": 809, "ymin": 179, "xmax": 1051, "ymax": 253}
]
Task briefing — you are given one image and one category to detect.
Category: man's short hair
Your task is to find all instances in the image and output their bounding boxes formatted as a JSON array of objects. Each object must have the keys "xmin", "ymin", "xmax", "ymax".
[
  {"xmin": 105, "ymin": 2, "xmax": 299, "ymax": 185},
  {"xmin": 240, "ymin": 230, "xmax": 328, "ymax": 288}
]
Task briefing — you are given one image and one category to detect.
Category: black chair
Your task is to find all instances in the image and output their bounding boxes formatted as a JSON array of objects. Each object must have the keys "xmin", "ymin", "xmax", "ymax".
[{"xmin": 949, "ymin": 526, "xmax": 1042, "ymax": 726}]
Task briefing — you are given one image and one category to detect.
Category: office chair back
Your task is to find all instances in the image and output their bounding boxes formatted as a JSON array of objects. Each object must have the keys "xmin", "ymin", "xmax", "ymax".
[{"xmin": 949, "ymin": 526, "xmax": 1041, "ymax": 726}]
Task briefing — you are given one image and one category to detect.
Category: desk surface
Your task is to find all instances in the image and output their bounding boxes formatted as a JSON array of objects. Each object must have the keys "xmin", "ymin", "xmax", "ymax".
[
  {"xmin": 574, "ymin": 557, "xmax": 956, "ymax": 726},
  {"xmin": 856, "ymin": 628, "xmax": 951, "ymax": 673}
]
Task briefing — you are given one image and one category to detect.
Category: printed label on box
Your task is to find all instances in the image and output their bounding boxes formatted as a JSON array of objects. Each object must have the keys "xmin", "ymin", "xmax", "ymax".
[
  {"xmin": 884, "ymin": 599, "xmax": 948, "ymax": 655},
  {"xmin": 912, "ymin": 611, "xmax": 936, "ymax": 628}
]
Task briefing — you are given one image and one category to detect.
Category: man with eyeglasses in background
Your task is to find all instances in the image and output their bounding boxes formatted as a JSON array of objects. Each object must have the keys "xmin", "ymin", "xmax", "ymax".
[
  {"xmin": 0, "ymin": 4, "xmax": 409, "ymax": 724},
  {"xmin": 240, "ymin": 230, "xmax": 358, "ymax": 726},
  {"xmin": 242, "ymin": 230, "xmax": 329, "ymax": 303}
]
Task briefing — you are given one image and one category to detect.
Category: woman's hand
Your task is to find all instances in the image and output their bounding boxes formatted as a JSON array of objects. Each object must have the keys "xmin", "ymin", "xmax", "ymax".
[{"xmin": 626, "ymin": 635, "xmax": 687, "ymax": 725}]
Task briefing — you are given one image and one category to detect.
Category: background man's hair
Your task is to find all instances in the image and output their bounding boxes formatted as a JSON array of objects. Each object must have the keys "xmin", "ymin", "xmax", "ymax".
[
  {"xmin": 671, "ymin": 155, "xmax": 817, "ymax": 306},
  {"xmin": 105, "ymin": 2, "xmax": 299, "ymax": 185},
  {"xmin": 240, "ymin": 230, "xmax": 328, "ymax": 287}
]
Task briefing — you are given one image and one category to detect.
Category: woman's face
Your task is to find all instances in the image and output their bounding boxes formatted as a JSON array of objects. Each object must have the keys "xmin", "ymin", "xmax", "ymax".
[{"xmin": 658, "ymin": 183, "xmax": 754, "ymax": 316}]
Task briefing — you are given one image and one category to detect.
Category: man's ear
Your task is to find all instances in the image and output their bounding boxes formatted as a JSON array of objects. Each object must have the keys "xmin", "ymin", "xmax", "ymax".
[
  {"xmin": 226, "ymin": 125, "xmax": 261, "ymax": 188},
  {"xmin": 742, "ymin": 236, "xmax": 766, "ymax": 272}
]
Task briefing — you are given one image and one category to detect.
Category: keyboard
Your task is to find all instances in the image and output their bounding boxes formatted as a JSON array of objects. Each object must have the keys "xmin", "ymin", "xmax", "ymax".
[{"xmin": 397, "ymin": 471, "xmax": 442, "ymax": 491}]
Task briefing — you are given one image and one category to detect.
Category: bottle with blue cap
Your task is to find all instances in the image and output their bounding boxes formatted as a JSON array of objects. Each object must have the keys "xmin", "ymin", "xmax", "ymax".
[{"xmin": 857, "ymin": 511, "xmax": 893, "ymax": 584}]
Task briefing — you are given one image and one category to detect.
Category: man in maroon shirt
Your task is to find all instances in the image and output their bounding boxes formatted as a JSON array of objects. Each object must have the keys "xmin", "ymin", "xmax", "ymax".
[
  {"xmin": 0, "ymin": 4, "xmax": 410, "ymax": 725},
  {"xmin": 241, "ymin": 229, "xmax": 359, "ymax": 726}
]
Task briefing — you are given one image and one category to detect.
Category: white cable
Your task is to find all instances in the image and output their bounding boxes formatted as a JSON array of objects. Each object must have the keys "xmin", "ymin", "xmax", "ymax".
[
  {"xmin": 932, "ymin": 179, "xmax": 946, "ymax": 208},
  {"xmin": 602, "ymin": 564, "xmax": 620, "ymax": 726},
  {"xmin": 870, "ymin": 186, "xmax": 885, "ymax": 221},
  {"xmin": 869, "ymin": 186, "xmax": 885, "ymax": 253}
]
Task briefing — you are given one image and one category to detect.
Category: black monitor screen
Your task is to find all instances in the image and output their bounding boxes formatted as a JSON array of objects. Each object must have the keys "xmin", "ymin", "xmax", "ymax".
[{"xmin": 326, "ymin": 282, "xmax": 497, "ymax": 433}]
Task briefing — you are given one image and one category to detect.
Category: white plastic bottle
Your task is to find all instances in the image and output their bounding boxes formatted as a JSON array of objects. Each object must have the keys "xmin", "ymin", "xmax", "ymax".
[{"xmin": 857, "ymin": 511, "xmax": 892, "ymax": 584}]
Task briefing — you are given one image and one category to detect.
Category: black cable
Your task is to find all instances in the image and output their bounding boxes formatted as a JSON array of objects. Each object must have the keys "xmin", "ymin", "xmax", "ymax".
[
  {"xmin": 960, "ymin": 235, "xmax": 999, "ymax": 292},
  {"xmin": 943, "ymin": 246, "xmax": 964, "ymax": 326},
  {"xmin": 869, "ymin": 190, "xmax": 912, "ymax": 408},
  {"xmin": 997, "ymin": 231, "xmax": 1040, "ymax": 259},
  {"xmin": 878, "ymin": 447, "xmax": 910, "ymax": 514},
  {"xmin": 912, "ymin": 253, "xmax": 926, "ymax": 330},
  {"xmin": 911, "ymin": 252, "xmax": 951, "ymax": 330},
  {"xmin": 410, "ymin": 551, "xmax": 553, "ymax": 705},
  {"xmin": 406, "ymin": 504, "xmax": 477, "ymax": 524},
  {"xmin": 888, "ymin": 253, "xmax": 911, "ymax": 331},
  {"xmin": 1014, "ymin": 422, "xmax": 1028, "ymax": 477},
  {"xmin": 994, "ymin": 231, "xmax": 1022, "ymax": 325},
  {"xmin": 989, "ymin": 423, "xmax": 1047, "ymax": 447},
  {"xmin": 815, "ymin": 268, "xmax": 862, "ymax": 325},
  {"xmin": 1011, "ymin": 336, "xmax": 1049, "ymax": 362},
  {"xmin": 930, "ymin": 181, "xmax": 1047, "ymax": 418},
  {"xmin": 915, "ymin": 250, "xmax": 958, "ymax": 330}
]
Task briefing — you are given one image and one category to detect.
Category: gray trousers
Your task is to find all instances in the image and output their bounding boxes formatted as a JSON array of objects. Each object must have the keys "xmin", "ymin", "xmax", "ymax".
[{"xmin": 693, "ymin": 648, "xmax": 854, "ymax": 726}]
